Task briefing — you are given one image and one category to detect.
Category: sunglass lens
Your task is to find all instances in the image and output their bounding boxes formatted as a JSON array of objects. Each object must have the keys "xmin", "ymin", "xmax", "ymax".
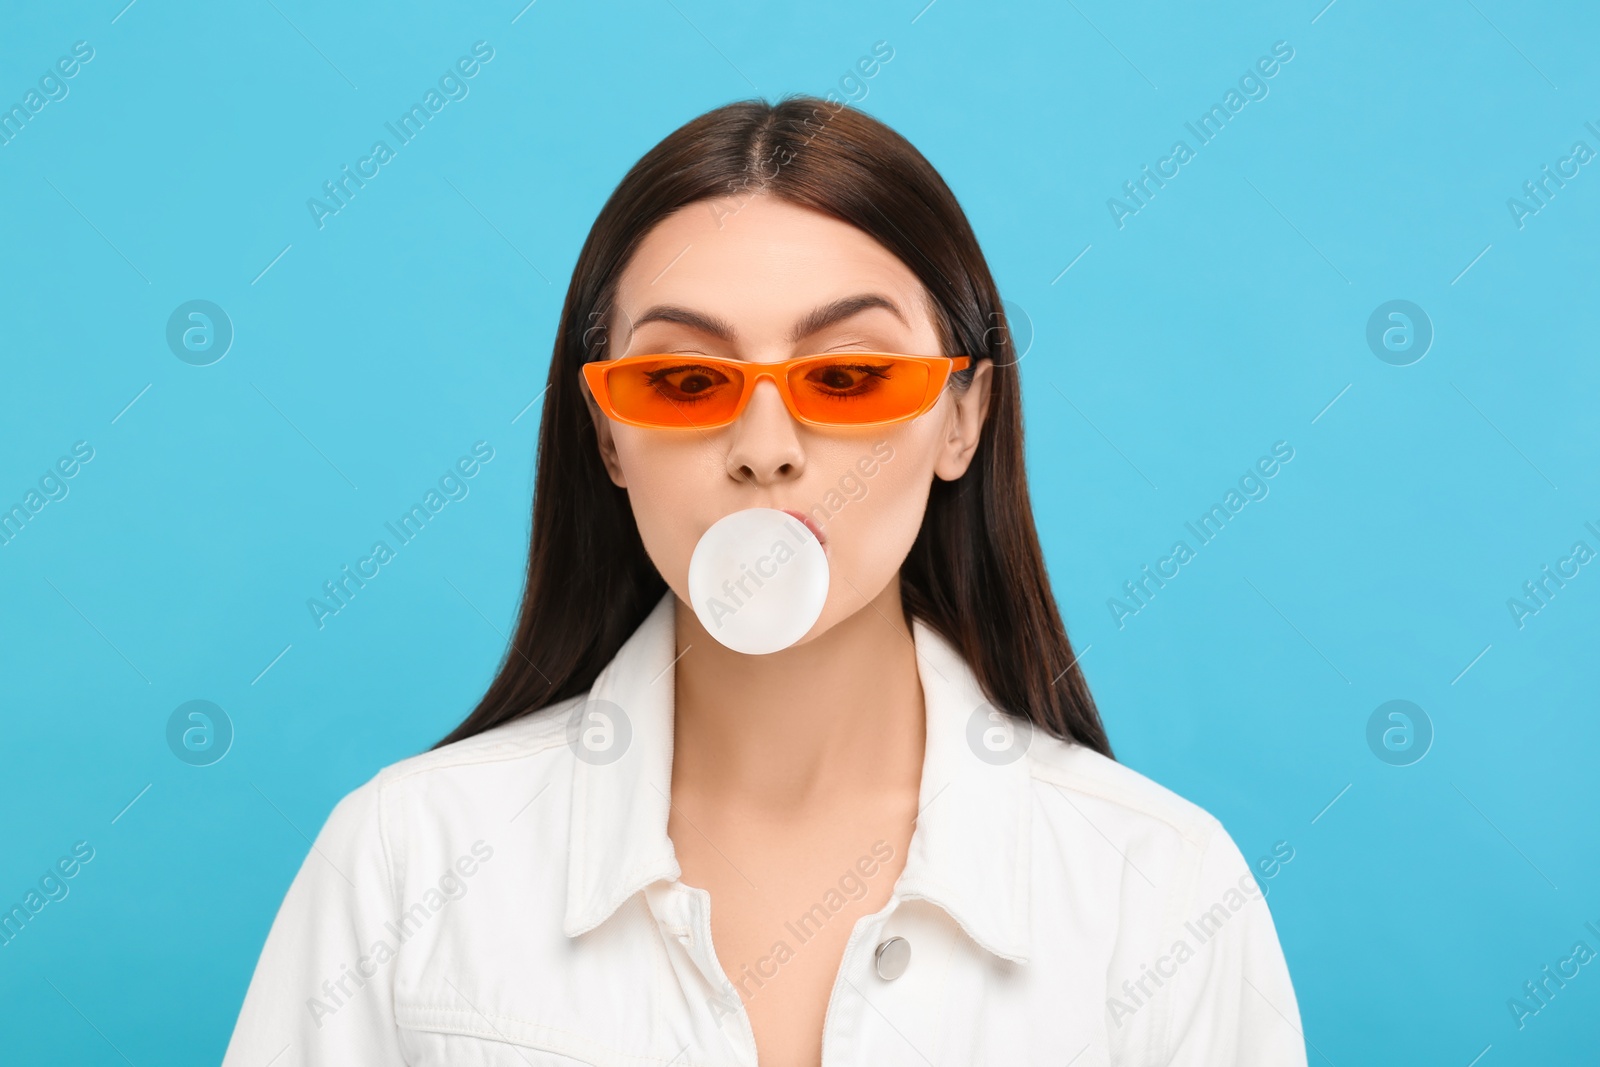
[
  {"xmin": 788, "ymin": 356, "xmax": 932, "ymax": 424},
  {"xmin": 607, "ymin": 358, "xmax": 745, "ymax": 426}
]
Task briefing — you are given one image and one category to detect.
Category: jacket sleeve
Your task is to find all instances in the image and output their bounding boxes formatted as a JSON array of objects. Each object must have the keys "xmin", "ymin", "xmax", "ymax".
[
  {"xmin": 1161, "ymin": 818, "xmax": 1308, "ymax": 1067},
  {"xmin": 222, "ymin": 774, "xmax": 411, "ymax": 1066}
]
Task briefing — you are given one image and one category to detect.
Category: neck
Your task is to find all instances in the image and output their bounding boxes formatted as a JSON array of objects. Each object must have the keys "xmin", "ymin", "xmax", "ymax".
[{"xmin": 669, "ymin": 577, "xmax": 926, "ymax": 816}]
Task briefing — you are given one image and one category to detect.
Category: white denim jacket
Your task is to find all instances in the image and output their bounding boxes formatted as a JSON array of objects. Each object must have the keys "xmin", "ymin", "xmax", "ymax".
[{"xmin": 223, "ymin": 592, "xmax": 1307, "ymax": 1066}]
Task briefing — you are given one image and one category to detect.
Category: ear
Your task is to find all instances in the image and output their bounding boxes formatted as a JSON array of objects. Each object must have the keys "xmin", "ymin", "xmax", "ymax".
[
  {"xmin": 933, "ymin": 358, "xmax": 993, "ymax": 481},
  {"xmin": 579, "ymin": 375, "xmax": 628, "ymax": 488}
]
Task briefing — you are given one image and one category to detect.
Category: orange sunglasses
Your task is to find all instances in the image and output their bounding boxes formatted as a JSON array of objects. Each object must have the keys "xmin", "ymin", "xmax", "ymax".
[{"xmin": 582, "ymin": 352, "xmax": 971, "ymax": 429}]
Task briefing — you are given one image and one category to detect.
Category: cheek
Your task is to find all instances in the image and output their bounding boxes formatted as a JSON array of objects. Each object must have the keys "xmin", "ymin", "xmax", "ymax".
[
  {"xmin": 808, "ymin": 422, "xmax": 943, "ymax": 618},
  {"xmin": 823, "ymin": 450, "xmax": 925, "ymax": 550},
  {"xmin": 612, "ymin": 429, "xmax": 717, "ymax": 586}
]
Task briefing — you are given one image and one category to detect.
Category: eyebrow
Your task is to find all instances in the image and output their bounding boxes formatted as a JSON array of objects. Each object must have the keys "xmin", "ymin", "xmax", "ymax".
[{"xmin": 629, "ymin": 293, "xmax": 909, "ymax": 348}]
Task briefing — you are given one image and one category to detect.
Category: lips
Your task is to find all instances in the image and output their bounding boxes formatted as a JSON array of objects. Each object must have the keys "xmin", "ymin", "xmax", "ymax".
[{"xmin": 779, "ymin": 508, "xmax": 827, "ymax": 549}]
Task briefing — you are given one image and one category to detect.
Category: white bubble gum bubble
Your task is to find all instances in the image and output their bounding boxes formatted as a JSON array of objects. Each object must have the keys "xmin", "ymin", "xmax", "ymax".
[{"xmin": 687, "ymin": 507, "xmax": 830, "ymax": 655}]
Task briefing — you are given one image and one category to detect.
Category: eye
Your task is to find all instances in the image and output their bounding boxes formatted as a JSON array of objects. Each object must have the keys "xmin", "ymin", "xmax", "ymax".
[
  {"xmin": 802, "ymin": 361, "xmax": 892, "ymax": 395},
  {"xmin": 643, "ymin": 363, "xmax": 732, "ymax": 401}
]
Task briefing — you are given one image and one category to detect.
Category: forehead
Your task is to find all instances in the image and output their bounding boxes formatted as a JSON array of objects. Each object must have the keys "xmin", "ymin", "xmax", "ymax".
[{"xmin": 610, "ymin": 193, "xmax": 938, "ymax": 346}]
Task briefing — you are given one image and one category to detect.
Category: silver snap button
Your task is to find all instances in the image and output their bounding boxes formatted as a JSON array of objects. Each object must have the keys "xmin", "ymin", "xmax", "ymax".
[{"xmin": 874, "ymin": 936, "xmax": 911, "ymax": 980}]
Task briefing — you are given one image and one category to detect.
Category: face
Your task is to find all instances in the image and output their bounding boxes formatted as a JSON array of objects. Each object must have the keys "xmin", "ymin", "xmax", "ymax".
[{"xmin": 582, "ymin": 193, "xmax": 992, "ymax": 646}]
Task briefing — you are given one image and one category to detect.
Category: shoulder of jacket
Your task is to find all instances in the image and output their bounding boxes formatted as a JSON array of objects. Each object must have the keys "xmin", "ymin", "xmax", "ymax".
[
  {"xmin": 300, "ymin": 695, "xmax": 588, "ymax": 905},
  {"xmin": 1025, "ymin": 732, "xmax": 1222, "ymax": 852},
  {"xmin": 370, "ymin": 692, "xmax": 589, "ymax": 794}
]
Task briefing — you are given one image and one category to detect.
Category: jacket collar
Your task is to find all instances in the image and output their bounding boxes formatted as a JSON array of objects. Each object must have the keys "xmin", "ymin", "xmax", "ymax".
[{"xmin": 562, "ymin": 591, "xmax": 1033, "ymax": 964}]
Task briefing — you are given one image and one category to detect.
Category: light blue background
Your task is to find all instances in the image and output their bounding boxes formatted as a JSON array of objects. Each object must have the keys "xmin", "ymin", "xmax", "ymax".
[{"xmin": 2, "ymin": 0, "xmax": 1597, "ymax": 1062}]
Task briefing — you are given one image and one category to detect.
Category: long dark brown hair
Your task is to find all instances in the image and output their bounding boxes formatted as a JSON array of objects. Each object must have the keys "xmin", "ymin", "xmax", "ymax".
[{"xmin": 433, "ymin": 94, "xmax": 1110, "ymax": 758}]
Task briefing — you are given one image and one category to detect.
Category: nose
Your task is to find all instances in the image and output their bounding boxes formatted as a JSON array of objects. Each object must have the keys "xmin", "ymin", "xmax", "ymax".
[{"xmin": 723, "ymin": 376, "xmax": 805, "ymax": 487}]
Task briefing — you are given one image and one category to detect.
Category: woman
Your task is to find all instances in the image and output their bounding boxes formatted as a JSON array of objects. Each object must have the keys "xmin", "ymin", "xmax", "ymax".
[{"xmin": 224, "ymin": 96, "xmax": 1305, "ymax": 1066}]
